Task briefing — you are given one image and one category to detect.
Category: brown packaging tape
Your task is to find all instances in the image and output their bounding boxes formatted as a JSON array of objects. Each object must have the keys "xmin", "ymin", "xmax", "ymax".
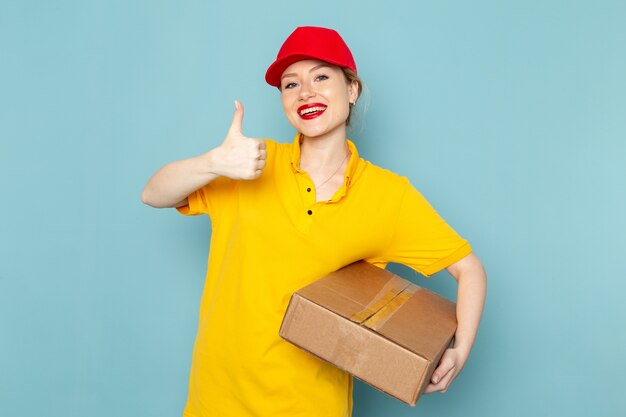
[
  {"xmin": 362, "ymin": 285, "xmax": 419, "ymax": 330},
  {"xmin": 349, "ymin": 275, "xmax": 410, "ymax": 323}
]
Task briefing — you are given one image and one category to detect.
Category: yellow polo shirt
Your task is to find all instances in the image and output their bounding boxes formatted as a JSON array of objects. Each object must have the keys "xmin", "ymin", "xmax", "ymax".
[{"xmin": 176, "ymin": 134, "xmax": 472, "ymax": 417}]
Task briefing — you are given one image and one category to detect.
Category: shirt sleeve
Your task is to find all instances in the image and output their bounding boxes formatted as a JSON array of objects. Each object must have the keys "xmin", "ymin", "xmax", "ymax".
[
  {"xmin": 175, "ymin": 175, "xmax": 238, "ymax": 217},
  {"xmin": 381, "ymin": 178, "xmax": 472, "ymax": 277}
]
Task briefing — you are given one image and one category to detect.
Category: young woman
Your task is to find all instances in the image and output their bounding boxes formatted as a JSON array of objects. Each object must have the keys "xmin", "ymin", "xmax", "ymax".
[{"xmin": 142, "ymin": 26, "xmax": 486, "ymax": 417}]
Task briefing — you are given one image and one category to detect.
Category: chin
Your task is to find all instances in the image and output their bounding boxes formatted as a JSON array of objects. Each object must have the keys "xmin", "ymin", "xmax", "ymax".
[
  {"xmin": 291, "ymin": 119, "xmax": 347, "ymax": 139},
  {"xmin": 298, "ymin": 126, "xmax": 329, "ymax": 138}
]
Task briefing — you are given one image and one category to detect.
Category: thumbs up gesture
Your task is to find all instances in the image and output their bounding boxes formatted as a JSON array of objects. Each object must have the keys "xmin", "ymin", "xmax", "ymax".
[{"xmin": 211, "ymin": 101, "xmax": 267, "ymax": 180}]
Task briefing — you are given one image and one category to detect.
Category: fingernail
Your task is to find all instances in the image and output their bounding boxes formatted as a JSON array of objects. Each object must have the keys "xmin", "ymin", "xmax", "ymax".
[
  {"xmin": 234, "ymin": 100, "xmax": 238, "ymax": 109},
  {"xmin": 432, "ymin": 376, "xmax": 439, "ymax": 384}
]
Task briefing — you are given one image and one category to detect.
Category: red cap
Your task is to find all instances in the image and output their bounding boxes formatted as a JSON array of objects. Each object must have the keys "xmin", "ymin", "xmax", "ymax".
[{"xmin": 265, "ymin": 26, "xmax": 357, "ymax": 88}]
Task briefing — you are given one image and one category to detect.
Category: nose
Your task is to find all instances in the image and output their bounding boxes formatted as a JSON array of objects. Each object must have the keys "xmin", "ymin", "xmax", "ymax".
[{"xmin": 298, "ymin": 80, "xmax": 315, "ymax": 101}]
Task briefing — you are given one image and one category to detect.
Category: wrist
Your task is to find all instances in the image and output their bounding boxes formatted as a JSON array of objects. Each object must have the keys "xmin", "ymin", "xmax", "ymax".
[
  {"xmin": 451, "ymin": 338, "xmax": 473, "ymax": 359},
  {"xmin": 199, "ymin": 147, "xmax": 222, "ymax": 178}
]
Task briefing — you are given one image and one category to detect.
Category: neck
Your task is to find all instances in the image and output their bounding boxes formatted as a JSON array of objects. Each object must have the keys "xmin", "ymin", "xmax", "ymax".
[{"xmin": 299, "ymin": 127, "xmax": 349, "ymax": 169}]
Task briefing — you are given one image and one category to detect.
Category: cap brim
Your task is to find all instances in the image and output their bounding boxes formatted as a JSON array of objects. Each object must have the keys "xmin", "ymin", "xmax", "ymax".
[
  {"xmin": 265, "ymin": 54, "xmax": 313, "ymax": 88},
  {"xmin": 264, "ymin": 54, "xmax": 351, "ymax": 88}
]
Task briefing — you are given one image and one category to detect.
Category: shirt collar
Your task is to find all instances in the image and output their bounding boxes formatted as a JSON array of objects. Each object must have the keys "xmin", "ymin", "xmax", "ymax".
[{"xmin": 289, "ymin": 133, "xmax": 359, "ymax": 188}]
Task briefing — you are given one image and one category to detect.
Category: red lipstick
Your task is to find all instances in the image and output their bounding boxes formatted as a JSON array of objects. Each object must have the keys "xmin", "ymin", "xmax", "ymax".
[{"xmin": 297, "ymin": 103, "xmax": 327, "ymax": 120}]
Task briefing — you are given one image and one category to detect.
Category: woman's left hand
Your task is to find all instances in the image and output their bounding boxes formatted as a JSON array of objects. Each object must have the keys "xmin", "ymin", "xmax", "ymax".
[
  {"xmin": 424, "ymin": 347, "xmax": 469, "ymax": 394},
  {"xmin": 424, "ymin": 252, "xmax": 487, "ymax": 394}
]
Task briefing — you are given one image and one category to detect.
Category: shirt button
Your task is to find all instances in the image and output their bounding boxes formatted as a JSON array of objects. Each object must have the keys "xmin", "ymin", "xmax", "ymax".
[
  {"xmin": 306, "ymin": 187, "xmax": 311, "ymax": 192},
  {"xmin": 307, "ymin": 210, "xmax": 313, "ymax": 215}
]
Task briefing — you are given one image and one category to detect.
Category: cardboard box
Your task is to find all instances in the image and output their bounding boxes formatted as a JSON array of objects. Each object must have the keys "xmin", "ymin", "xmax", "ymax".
[{"xmin": 279, "ymin": 261, "xmax": 457, "ymax": 406}]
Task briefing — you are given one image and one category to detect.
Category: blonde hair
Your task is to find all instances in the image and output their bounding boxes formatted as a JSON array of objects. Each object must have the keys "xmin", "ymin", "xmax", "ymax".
[{"xmin": 341, "ymin": 67, "xmax": 363, "ymax": 127}]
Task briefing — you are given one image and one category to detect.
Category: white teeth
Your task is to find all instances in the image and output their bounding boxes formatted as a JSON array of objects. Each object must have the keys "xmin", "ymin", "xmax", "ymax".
[{"xmin": 299, "ymin": 106, "xmax": 326, "ymax": 116}]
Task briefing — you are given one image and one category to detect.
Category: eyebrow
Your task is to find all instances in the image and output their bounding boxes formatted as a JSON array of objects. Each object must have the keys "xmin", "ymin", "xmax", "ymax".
[{"xmin": 280, "ymin": 64, "xmax": 332, "ymax": 81}]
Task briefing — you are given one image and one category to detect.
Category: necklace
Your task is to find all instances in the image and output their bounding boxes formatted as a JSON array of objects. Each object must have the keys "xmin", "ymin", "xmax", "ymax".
[{"xmin": 315, "ymin": 151, "xmax": 351, "ymax": 189}]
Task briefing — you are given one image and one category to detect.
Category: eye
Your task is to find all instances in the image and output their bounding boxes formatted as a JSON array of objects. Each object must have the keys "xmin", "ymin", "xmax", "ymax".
[
  {"xmin": 315, "ymin": 74, "xmax": 329, "ymax": 82},
  {"xmin": 283, "ymin": 82, "xmax": 297, "ymax": 90}
]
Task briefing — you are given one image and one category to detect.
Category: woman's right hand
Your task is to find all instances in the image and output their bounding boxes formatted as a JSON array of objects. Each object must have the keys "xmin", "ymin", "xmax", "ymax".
[
  {"xmin": 141, "ymin": 101, "xmax": 266, "ymax": 208},
  {"xmin": 209, "ymin": 101, "xmax": 267, "ymax": 180}
]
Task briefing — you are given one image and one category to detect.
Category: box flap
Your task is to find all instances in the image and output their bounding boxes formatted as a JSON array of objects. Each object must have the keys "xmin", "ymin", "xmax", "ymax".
[
  {"xmin": 364, "ymin": 285, "xmax": 457, "ymax": 360},
  {"xmin": 296, "ymin": 261, "xmax": 411, "ymax": 322}
]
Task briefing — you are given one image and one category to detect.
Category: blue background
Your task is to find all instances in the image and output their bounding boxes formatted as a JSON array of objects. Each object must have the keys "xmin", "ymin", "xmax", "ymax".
[{"xmin": 2, "ymin": 1, "xmax": 625, "ymax": 416}]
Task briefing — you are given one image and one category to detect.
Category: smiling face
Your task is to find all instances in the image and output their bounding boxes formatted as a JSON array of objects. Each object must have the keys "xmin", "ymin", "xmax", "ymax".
[{"xmin": 280, "ymin": 59, "xmax": 358, "ymax": 140}]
